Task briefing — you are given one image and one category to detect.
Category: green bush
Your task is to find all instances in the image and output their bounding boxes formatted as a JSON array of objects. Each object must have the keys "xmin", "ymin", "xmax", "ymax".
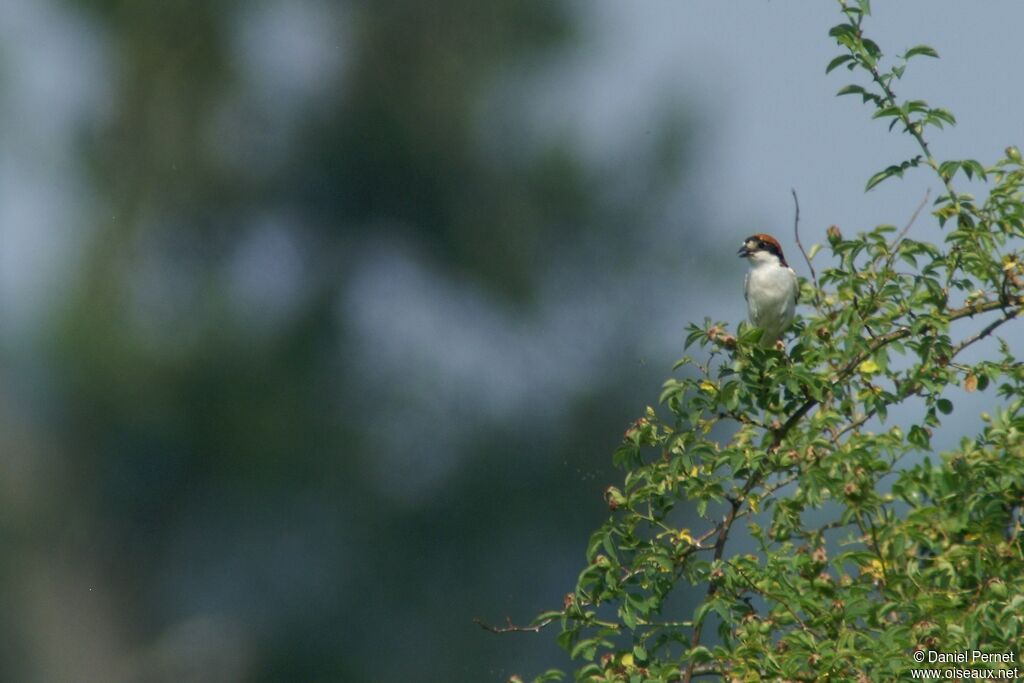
[{"xmin": 502, "ymin": 2, "xmax": 1024, "ymax": 680}]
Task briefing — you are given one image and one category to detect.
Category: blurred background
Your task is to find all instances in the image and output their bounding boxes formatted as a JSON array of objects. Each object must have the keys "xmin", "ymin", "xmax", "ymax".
[{"xmin": 1, "ymin": 1, "xmax": 1022, "ymax": 681}]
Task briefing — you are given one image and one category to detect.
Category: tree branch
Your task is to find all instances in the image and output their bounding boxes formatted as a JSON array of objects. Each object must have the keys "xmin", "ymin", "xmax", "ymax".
[
  {"xmin": 770, "ymin": 297, "xmax": 1021, "ymax": 451},
  {"xmin": 836, "ymin": 0, "xmax": 958, "ymax": 203},
  {"xmin": 683, "ymin": 469, "xmax": 765, "ymax": 683}
]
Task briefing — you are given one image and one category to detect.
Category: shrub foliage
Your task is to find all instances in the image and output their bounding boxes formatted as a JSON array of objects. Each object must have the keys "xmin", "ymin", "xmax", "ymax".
[{"xmin": 504, "ymin": 2, "xmax": 1024, "ymax": 681}]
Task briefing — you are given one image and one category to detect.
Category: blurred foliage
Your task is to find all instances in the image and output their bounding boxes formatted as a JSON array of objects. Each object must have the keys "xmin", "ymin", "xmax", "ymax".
[
  {"xmin": 3, "ymin": 1, "xmax": 698, "ymax": 682},
  {"xmin": 525, "ymin": 2, "xmax": 1024, "ymax": 681}
]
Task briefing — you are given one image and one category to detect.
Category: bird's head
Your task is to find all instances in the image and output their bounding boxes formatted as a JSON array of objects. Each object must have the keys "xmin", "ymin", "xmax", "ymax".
[{"xmin": 737, "ymin": 233, "xmax": 789, "ymax": 267}]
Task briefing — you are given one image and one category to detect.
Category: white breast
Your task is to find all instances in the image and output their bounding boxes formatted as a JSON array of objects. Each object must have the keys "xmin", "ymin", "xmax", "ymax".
[{"xmin": 744, "ymin": 262, "xmax": 797, "ymax": 342}]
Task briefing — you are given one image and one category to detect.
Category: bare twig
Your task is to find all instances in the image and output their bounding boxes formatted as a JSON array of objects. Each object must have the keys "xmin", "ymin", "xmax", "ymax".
[
  {"xmin": 791, "ymin": 188, "xmax": 822, "ymax": 308},
  {"xmin": 473, "ymin": 615, "xmax": 557, "ymax": 634},
  {"xmin": 893, "ymin": 188, "xmax": 931, "ymax": 248}
]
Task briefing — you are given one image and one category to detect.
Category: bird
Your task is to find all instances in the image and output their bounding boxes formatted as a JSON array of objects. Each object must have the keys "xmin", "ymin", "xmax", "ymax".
[{"xmin": 737, "ymin": 233, "xmax": 799, "ymax": 347}]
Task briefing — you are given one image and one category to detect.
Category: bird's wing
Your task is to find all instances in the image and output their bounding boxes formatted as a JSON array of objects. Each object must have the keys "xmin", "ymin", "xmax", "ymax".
[{"xmin": 789, "ymin": 267, "xmax": 799, "ymax": 304}]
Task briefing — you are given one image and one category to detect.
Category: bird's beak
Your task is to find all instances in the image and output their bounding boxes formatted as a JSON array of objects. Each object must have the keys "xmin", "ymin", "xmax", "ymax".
[{"xmin": 737, "ymin": 244, "xmax": 751, "ymax": 258}]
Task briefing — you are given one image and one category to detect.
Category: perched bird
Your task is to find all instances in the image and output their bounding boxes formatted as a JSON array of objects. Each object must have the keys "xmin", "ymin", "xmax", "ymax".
[{"xmin": 737, "ymin": 233, "xmax": 799, "ymax": 347}]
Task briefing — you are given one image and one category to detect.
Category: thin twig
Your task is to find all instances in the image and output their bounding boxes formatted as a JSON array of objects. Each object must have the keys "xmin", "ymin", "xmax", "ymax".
[
  {"xmin": 881, "ymin": 189, "xmax": 932, "ymax": 275},
  {"xmin": 952, "ymin": 307, "xmax": 1019, "ymax": 355},
  {"xmin": 893, "ymin": 188, "xmax": 931, "ymax": 248},
  {"xmin": 473, "ymin": 616, "xmax": 557, "ymax": 634},
  {"xmin": 791, "ymin": 188, "xmax": 821, "ymax": 308},
  {"xmin": 723, "ymin": 558, "xmax": 815, "ymax": 634}
]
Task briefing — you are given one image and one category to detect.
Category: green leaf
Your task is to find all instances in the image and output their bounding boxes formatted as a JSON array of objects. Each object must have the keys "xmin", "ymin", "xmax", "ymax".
[
  {"xmin": 570, "ymin": 637, "xmax": 612, "ymax": 662},
  {"xmin": 871, "ymin": 105, "xmax": 902, "ymax": 120},
  {"xmin": 936, "ymin": 398, "xmax": 953, "ymax": 415},
  {"xmin": 929, "ymin": 108, "xmax": 957, "ymax": 126},
  {"xmin": 865, "ymin": 168, "xmax": 894, "ymax": 191},
  {"xmin": 905, "ymin": 44, "xmax": 939, "ymax": 59},
  {"xmin": 938, "ymin": 160, "xmax": 961, "ymax": 181},
  {"xmin": 836, "ymin": 84, "xmax": 866, "ymax": 97},
  {"xmin": 908, "ymin": 425, "xmax": 931, "ymax": 449},
  {"xmin": 621, "ymin": 605, "xmax": 637, "ymax": 630},
  {"xmin": 861, "ymin": 38, "xmax": 882, "ymax": 59},
  {"xmin": 828, "ymin": 23, "xmax": 857, "ymax": 39},
  {"xmin": 962, "ymin": 159, "xmax": 987, "ymax": 180},
  {"xmin": 826, "ymin": 54, "xmax": 854, "ymax": 73},
  {"xmin": 687, "ymin": 645, "xmax": 714, "ymax": 663}
]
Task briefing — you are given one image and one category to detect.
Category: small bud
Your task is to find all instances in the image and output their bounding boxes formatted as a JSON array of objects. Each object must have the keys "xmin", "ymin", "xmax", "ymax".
[
  {"xmin": 604, "ymin": 486, "xmax": 626, "ymax": 511},
  {"xmin": 844, "ymin": 482, "xmax": 859, "ymax": 497},
  {"xmin": 563, "ymin": 593, "xmax": 575, "ymax": 609},
  {"xmin": 827, "ymin": 224, "xmax": 843, "ymax": 244},
  {"xmin": 815, "ymin": 327, "xmax": 832, "ymax": 341},
  {"xmin": 1007, "ymin": 145, "xmax": 1022, "ymax": 162},
  {"xmin": 812, "ymin": 547, "xmax": 828, "ymax": 564}
]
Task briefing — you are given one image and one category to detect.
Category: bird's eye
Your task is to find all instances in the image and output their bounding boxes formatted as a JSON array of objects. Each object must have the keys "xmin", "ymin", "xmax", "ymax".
[{"xmin": 758, "ymin": 240, "xmax": 768, "ymax": 249}]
